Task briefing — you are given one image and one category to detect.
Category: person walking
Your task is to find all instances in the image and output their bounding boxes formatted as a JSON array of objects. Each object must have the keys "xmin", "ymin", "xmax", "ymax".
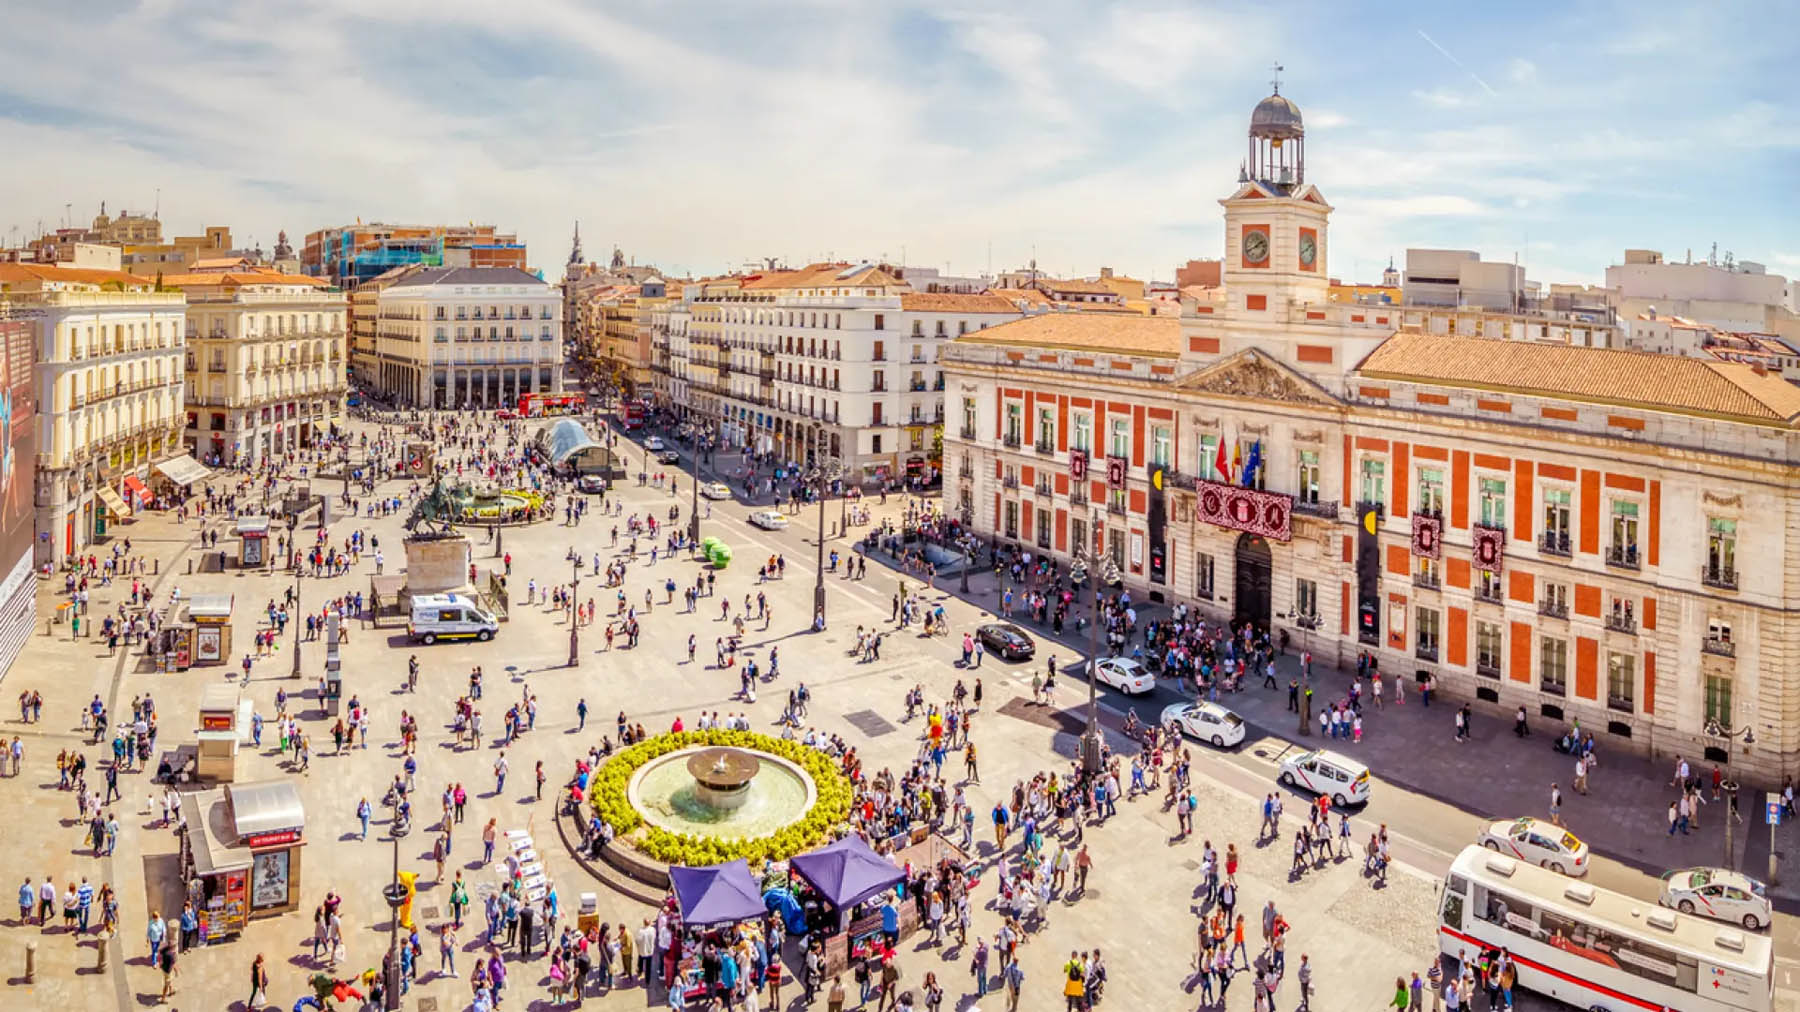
[
  {"xmin": 248, "ymin": 951, "xmax": 270, "ymax": 1008},
  {"xmin": 1548, "ymin": 783, "xmax": 1564, "ymax": 827}
]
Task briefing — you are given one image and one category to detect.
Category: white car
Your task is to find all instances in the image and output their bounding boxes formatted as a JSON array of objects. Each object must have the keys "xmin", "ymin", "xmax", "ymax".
[
  {"xmin": 1277, "ymin": 749, "xmax": 1371, "ymax": 806},
  {"xmin": 1160, "ymin": 701, "xmax": 1246, "ymax": 748},
  {"xmin": 1085, "ymin": 657, "xmax": 1156, "ymax": 695},
  {"xmin": 1478, "ymin": 817, "xmax": 1589, "ymax": 877},
  {"xmin": 700, "ymin": 481, "xmax": 732, "ymax": 500},
  {"xmin": 644, "ymin": 436, "xmax": 665, "ymax": 450},
  {"xmin": 1660, "ymin": 867, "xmax": 1771, "ymax": 931},
  {"xmin": 748, "ymin": 510, "xmax": 788, "ymax": 530}
]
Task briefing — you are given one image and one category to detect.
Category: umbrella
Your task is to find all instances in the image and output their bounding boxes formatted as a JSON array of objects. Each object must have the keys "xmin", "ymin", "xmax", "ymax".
[
  {"xmin": 670, "ymin": 859, "xmax": 768, "ymax": 926},
  {"xmin": 789, "ymin": 834, "xmax": 905, "ymax": 910}
]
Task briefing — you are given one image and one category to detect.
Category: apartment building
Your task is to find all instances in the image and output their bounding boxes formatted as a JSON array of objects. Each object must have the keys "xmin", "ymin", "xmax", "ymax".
[
  {"xmin": 0, "ymin": 264, "xmax": 187, "ymax": 564},
  {"xmin": 370, "ymin": 267, "xmax": 562, "ymax": 408},
  {"xmin": 302, "ymin": 224, "xmax": 527, "ymax": 289},
  {"xmin": 165, "ymin": 269, "xmax": 347, "ymax": 466}
]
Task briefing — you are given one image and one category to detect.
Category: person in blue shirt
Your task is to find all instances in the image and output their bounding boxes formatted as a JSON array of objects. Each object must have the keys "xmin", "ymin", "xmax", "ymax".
[
  {"xmin": 880, "ymin": 897, "xmax": 899, "ymax": 948},
  {"xmin": 18, "ymin": 878, "xmax": 33, "ymax": 925}
]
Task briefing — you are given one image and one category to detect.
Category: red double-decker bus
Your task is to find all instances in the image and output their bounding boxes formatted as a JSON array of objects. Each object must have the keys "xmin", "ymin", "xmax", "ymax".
[
  {"xmin": 517, "ymin": 392, "xmax": 586, "ymax": 417},
  {"xmin": 620, "ymin": 402, "xmax": 646, "ymax": 430}
]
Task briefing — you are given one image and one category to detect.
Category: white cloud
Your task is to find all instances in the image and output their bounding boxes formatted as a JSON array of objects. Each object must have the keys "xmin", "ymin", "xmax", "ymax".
[
  {"xmin": 1412, "ymin": 88, "xmax": 1467, "ymax": 109},
  {"xmin": 1506, "ymin": 58, "xmax": 1538, "ymax": 85}
]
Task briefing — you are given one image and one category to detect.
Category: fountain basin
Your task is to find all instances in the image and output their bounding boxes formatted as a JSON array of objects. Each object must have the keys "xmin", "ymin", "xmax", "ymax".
[{"xmin": 627, "ymin": 745, "xmax": 815, "ymax": 841}]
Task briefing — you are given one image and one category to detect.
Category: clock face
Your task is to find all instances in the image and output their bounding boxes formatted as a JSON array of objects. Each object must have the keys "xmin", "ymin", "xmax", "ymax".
[
  {"xmin": 1242, "ymin": 230, "xmax": 1269, "ymax": 265},
  {"xmin": 1299, "ymin": 233, "xmax": 1317, "ymax": 266}
]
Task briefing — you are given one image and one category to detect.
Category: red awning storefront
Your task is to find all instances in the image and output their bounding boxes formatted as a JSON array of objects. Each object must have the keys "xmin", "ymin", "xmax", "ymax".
[{"xmin": 122, "ymin": 474, "xmax": 154, "ymax": 507}]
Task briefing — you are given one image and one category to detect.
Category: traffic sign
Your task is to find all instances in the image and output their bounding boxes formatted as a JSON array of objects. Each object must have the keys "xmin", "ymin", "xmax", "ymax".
[{"xmin": 1768, "ymin": 800, "xmax": 1783, "ymax": 826}]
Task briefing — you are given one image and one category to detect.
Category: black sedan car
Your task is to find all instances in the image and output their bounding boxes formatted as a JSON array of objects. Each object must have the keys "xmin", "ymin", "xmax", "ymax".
[{"xmin": 977, "ymin": 623, "xmax": 1035, "ymax": 661}]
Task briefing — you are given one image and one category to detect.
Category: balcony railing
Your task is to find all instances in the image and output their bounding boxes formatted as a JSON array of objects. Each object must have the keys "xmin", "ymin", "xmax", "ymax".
[
  {"xmin": 1474, "ymin": 585, "xmax": 1505, "ymax": 605},
  {"xmin": 1702, "ymin": 564, "xmax": 1738, "ymax": 590},
  {"xmin": 1416, "ymin": 643, "xmax": 1439, "ymax": 662},
  {"xmin": 1475, "ymin": 660, "xmax": 1501, "ymax": 679},
  {"xmin": 1605, "ymin": 544, "xmax": 1640, "ymax": 570},
  {"xmin": 1001, "ymin": 433, "xmax": 1022, "ymax": 449},
  {"xmin": 1538, "ymin": 599, "xmax": 1569, "ymax": 619},
  {"xmin": 1604, "ymin": 612, "xmax": 1637, "ymax": 634},
  {"xmin": 1033, "ymin": 479, "xmax": 1052, "ymax": 496},
  {"xmin": 1001, "ymin": 475, "xmax": 1019, "ymax": 490},
  {"xmin": 1069, "ymin": 490, "xmax": 1088, "ymax": 507},
  {"xmin": 1293, "ymin": 498, "xmax": 1336, "ymax": 518},
  {"xmin": 908, "ymin": 381, "xmax": 927, "ymax": 392},
  {"xmin": 1540, "ymin": 530, "xmax": 1572, "ymax": 557},
  {"xmin": 1413, "ymin": 572, "xmax": 1441, "ymax": 590},
  {"xmin": 958, "ymin": 425, "xmax": 977, "ymax": 440},
  {"xmin": 1702, "ymin": 638, "xmax": 1736, "ymax": 658},
  {"xmin": 1034, "ymin": 440, "xmax": 1056, "ymax": 455},
  {"xmin": 1106, "ymin": 500, "xmax": 1127, "ymax": 516}
]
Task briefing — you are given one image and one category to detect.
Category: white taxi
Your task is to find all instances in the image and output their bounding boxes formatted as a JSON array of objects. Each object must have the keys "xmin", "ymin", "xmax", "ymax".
[
  {"xmin": 747, "ymin": 510, "xmax": 788, "ymax": 530},
  {"xmin": 1277, "ymin": 749, "xmax": 1371, "ymax": 807},
  {"xmin": 644, "ymin": 436, "xmax": 666, "ymax": 450},
  {"xmin": 700, "ymin": 481, "xmax": 733, "ymax": 500},
  {"xmin": 1085, "ymin": 657, "xmax": 1156, "ymax": 695},
  {"xmin": 1478, "ymin": 817, "xmax": 1589, "ymax": 877},
  {"xmin": 1160, "ymin": 701, "xmax": 1247, "ymax": 748},
  {"xmin": 1660, "ymin": 867, "xmax": 1771, "ymax": 931}
]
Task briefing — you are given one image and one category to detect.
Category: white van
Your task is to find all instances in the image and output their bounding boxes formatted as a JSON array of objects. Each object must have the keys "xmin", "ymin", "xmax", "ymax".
[
  {"xmin": 409, "ymin": 593, "xmax": 499, "ymax": 645},
  {"xmin": 1277, "ymin": 748, "xmax": 1372, "ymax": 806}
]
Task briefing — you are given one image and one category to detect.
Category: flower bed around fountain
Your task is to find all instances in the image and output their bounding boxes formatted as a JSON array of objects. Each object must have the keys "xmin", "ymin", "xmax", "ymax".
[{"xmin": 590, "ymin": 730, "xmax": 852, "ymax": 866}]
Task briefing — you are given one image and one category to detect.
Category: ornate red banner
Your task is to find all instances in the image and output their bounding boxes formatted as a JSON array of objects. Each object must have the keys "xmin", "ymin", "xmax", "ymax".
[
  {"xmin": 1195, "ymin": 479, "xmax": 1292, "ymax": 542},
  {"xmin": 1411, "ymin": 514, "xmax": 1442, "ymax": 559},
  {"xmin": 1473, "ymin": 524, "xmax": 1505, "ymax": 573},
  {"xmin": 1069, "ymin": 450, "xmax": 1088, "ymax": 483},
  {"xmin": 1106, "ymin": 455, "xmax": 1128, "ymax": 490}
]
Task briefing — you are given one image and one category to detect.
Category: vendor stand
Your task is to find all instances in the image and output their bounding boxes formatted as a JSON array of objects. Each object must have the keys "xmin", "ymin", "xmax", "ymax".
[
  {"xmin": 234, "ymin": 516, "xmax": 270, "ymax": 567},
  {"xmin": 184, "ymin": 594, "xmax": 233, "ymax": 666},
  {"xmin": 178, "ymin": 780, "xmax": 306, "ymax": 941},
  {"xmin": 787, "ymin": 835, "xmax": 907, "ymax": 975}
]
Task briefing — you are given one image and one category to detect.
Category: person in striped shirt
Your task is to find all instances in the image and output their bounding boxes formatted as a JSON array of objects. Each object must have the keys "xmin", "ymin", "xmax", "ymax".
[{"xmin": 76, "ymin": 878, "xmax": 94, "ymax": 934}]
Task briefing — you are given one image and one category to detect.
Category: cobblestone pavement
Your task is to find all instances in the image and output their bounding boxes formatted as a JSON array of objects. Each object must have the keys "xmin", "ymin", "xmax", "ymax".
[{"xmin": 0, "ymin": 415, "xmax": 1790, "ymax": 1011}]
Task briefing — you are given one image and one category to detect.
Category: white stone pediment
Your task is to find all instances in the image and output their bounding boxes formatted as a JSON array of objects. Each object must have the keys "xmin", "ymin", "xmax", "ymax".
[{"xmin": 1172, "ymin": 348, "xmax": 1341, "ymax": 406}]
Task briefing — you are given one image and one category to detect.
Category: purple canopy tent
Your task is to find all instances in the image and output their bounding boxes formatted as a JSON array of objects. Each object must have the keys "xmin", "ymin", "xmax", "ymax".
[
  {"xmin": 788, "ymin": 834, "xmax": 905, "ymax": 911},
  {"xmin": 669, "ymin": 859, "xmax": 768, "ymax": 927}
]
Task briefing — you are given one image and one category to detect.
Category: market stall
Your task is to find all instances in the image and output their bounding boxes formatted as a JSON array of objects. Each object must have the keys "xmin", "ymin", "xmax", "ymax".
[
  {"xmin": 787, "ymin": 835, "xmax": 907, "ymax": 974},
  {"xmin": 178, "ymin": 780, "xmax": 306, "ymax": 940},
  {"xmin": 195, "ymin": 683, "xmax": 250, "ymax": 782},
  {"xmin": 663, "ymin": 861, "xmax": 774, "ymax": 1002},
  {"xmin": 184, "ymin": 594, "xmax": 233, "ymax": 666},
  {"xmin": 152, "ymin": 454, "xmax": 212, "ymax": 501}
]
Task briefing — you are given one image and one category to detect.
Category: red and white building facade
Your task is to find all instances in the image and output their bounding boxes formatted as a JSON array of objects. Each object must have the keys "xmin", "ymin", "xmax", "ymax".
[{"xmin": 942, "ymin": 88, "xmax": 1800, "ymax": 780}]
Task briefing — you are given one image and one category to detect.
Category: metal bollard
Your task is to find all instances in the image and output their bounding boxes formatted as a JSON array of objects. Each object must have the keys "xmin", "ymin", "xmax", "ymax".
[
  {"xmin": 186, "ymin": 559, "xmax": 193, "ymax": 575},
  {"xmin": 25, "ymin": 940, "xmax": 36, "ymax": 983},
  {"xmin": 97, "ymin": 935, "xmax": 108, "ymax": 972}
]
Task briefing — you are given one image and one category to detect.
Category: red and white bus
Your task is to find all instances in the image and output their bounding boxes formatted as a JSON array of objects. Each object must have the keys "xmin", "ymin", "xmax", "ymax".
[
  {"xmin": 516, "ymin": 392, "xmax": 586, "ymax": 417},
  {"xmin": 1439, "ymin": 845, "xmax": 1773, "ymax": 1012},
  {"xmin": 620, "ymin": 402, "xmax": 646, "ymax": 430}
]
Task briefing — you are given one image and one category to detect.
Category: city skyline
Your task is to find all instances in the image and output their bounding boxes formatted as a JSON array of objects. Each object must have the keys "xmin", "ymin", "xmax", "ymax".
[{"xmin": 2, "ymin": 0, "xmax": 1796, "ymax": 286}]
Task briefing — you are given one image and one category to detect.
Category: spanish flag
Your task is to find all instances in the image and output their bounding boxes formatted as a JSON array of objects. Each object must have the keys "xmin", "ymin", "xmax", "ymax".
[{"xmin": 1231, "ymin": 441, "xmax": 1242, "ymax": 480}]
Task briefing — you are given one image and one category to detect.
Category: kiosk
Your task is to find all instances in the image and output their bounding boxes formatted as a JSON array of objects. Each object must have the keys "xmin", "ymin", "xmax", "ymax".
[
  {"xmin": 179, "ymin": 780, "xmax": 306, "ymax": 941},
  {"xmin": 185, "ymin": 594, "xmax": 234, "ymax": 667},
  {"xmin": 235, "ymin": 516, "xmax": 271, "ymax": 567},
  {"xmin": 196, "ymin": 684, "xmax": 247, "ymax": 782}
]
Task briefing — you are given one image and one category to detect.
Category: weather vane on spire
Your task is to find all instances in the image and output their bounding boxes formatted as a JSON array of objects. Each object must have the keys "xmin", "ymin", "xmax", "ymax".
[{"xmin": 1271, "ymin": 62, "xmax": 1284, "ymax": 94}]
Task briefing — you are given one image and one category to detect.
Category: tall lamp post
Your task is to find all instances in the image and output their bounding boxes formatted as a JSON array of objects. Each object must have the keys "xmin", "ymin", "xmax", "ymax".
[
  {"xmin": 1287, "ymin": 610, "xmax": 1319, "ymax": 735},
  {"xmin": 812, "ymin": 457, "xmax": 841, "ymax": 628},
  {"xmin": 380, "ymin": 832, "xmax": 405, "ymax": 1011},
  {"xmin": 1080, "ymin": 553, "xmax": 1120, "ymax": 777},
  {"xmin": 1705, "ymin": 717, "xmax": 1757, "ymax": 871},
  {"xmin": 688, "ymin": 444, "xmax": 702, "ymax": 553},
  {"xmin": 567, "ymin": 556, "xmax": 581, "ymax": 667},
  {"xmin": 290, "ymin": 524, "xmax": 303, "ymax": 679}
]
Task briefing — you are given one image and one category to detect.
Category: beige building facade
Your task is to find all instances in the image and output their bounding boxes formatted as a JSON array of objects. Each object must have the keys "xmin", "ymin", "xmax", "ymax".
[
  {"xmin": 166, "ymin": 270, "xmax": 348, "ymax": 466},
  {"xmin": 371, "ymin": 267, "xmax": 563, "ymax": 408}
]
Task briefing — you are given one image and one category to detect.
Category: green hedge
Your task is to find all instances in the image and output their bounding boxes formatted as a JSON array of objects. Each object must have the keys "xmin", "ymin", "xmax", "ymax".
[{"xmin": 589, "ymin": 730, "xmax": 853, "ymax": 866}]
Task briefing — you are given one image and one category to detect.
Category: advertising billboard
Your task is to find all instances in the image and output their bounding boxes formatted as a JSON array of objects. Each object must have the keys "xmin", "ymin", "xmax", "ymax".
[{"xmin": 0, "ymin": 318, "xmax": 38, "ymax": 680}]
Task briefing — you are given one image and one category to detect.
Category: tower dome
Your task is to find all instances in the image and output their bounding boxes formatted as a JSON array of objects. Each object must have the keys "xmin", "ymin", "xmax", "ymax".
[{"xmin": 1245, "ymin": 76, "xmax": 1304, "ymax": 192}]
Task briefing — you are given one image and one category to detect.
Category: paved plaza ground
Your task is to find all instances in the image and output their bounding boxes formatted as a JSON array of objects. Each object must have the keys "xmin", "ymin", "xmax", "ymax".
[{"xmin": 1, "ymin": 414, "xmax": 1796, "ymax": 1011}]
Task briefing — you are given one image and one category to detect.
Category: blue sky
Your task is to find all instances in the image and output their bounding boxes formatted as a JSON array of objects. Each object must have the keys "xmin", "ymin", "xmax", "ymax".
[{"xmin": 2, "ymin": 1, "xmax": 1795, "ymax": 286}]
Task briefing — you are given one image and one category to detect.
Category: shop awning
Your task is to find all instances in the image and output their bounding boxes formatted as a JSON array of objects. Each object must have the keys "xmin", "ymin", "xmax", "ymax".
[
  {"xmin": 95, "ymin": 485, "xmax": 131, "ymax": 518},
  {"xmin": 122, "ymin": 474, "xmax": 153, "ymax": 505},
  {"xmin": 182, "ymin": 789, "xmax": 251, "ymax": 877},
  {"xmin": 154, "ymin": 454, "xmax": 212, "ymax": 487}
]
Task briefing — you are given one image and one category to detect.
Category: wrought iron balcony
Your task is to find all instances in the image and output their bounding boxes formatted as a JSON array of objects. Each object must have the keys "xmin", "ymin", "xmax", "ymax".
[
  {"xmin": 1292, "ymin": 498, "xmax": 1337, "ymax": 518},
  {"xmin": 1475, "ymin": 660, "xmax": 1501, "ymax": 679},
  {"xmin": 1702, "ymin": 638, "xmax": 1736, "ymax": 658},
  {"xmin": 1538, "ymin": 599, "xmax": 1569, "ymax": 619},
  {"xmin": 1413, "ymin": 571, "xmax": 1441, "ymax": 590},
  {"xmin": 1034, "ymin": 440, "xmax": 1056, "ymax": 455},
  {"xmin": 958, "ymin": 425, "xmax": 977, "ymax": 440},
  {"xmin": 1540, "ymin": 531, "xmax": 1572, "ymax": 557},
  {"xmin": 1001, "ymin": 433, "xmax": 1022, "ymax": 449},
  {"xmin": 1001, "ymin": 474, "xmax": 1019, "ymax": 490},
  {"xmin": 1702, "ymin": 564, "xmax": 1738, "ymax": 591},
  {"xmin": 1415, "ymin": 643, "xmax": 1439, "ymax": 662},
  {"xmin": 1605, "ymin": 544, "xmax": 1640, "ymax": 570},
  {"xmin": 1604, "ymin": 612, "xmax": 1637, "ymax": 635}
]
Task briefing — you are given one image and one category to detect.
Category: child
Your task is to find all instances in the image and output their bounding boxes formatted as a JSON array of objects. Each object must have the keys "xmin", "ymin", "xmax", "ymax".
[{"xmin": 1353, "ymin": 715, "xmax": 1363, "ymax": 744}]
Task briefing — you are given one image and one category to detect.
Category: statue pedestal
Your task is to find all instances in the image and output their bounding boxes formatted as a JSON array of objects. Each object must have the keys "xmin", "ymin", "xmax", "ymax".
[{"xmin": 402, "ymin": 534, "xmax": 474, "ymax": 597}]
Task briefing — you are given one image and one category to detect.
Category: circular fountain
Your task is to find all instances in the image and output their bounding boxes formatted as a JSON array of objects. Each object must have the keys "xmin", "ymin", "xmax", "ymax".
[{"xmin": 627, "ymin": 745, "xmax": 815, "ymax": 840}]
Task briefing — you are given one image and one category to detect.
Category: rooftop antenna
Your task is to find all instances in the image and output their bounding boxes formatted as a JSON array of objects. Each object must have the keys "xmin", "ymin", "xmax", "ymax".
[
  {"xmin": 154, "ymin": 187, "xmax": 161, "ymax": 219},
  {"xmin": 63, "ymin": 203, "xmax": 72, "ymax": 229},
  {"xmin": 1271, "ymin": 61, "xmax": 1284, "ymax": 95}
]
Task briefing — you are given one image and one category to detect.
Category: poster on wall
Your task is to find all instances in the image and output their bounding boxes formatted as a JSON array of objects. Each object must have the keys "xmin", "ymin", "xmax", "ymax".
[
  {"xmin": 195, "ymin": 626, "xmax": 223, "ymax": 663},
  {"xmin": 241, "ymin": 537, "xmax": 264, "ymax": 566},
  {"xmin": 251, "ymin": 849, "xmax": 289, "ymax": 909}
]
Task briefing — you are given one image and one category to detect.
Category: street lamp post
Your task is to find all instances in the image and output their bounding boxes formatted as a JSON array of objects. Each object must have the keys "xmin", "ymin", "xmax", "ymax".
[
  {"xmin": 568, "ymin": 556, "xmax": 581, "ymax": 667},
  {"xmin": 1705, "ymin": 717, "xmax": 1757, "ymax": 871},
  {"xmin": 1080, "ymin": 554, "xmax": 1119, "ymax": 777},
  {"xmin": 380, "ymin": 832, "xmax": 405, "ymax": 1011},
  {"xmin": 1288, "ymin": 611, "xmax": 1317, "ymax": 735},
  {"xmin": 290, "ymin": 549, "xmax": 303, "ymax": 680},
  {"xmin": 960, "ymin": 538, "xmax": 971, "ymax": 594},
  {"xmin": 811, "ymin": 457, "xmax": 840, "ymax": 627}
]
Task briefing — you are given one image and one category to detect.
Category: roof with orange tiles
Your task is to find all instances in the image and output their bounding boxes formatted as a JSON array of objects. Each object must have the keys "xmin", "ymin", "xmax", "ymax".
[
  {"xmin": 1357, "ymin": 331, "xmax": 1800, "ymax": 426},
  {"xmin": 0, "ymin": 262, "xmax": 156, "ymax": 289},
  {"xmin": 1034, "ymin": 277, "xmax": 1118, "ymax": 296},
  {"xmin": 898, "ymin": 292, "xmax": 1019, "ymax": 313},
  {"xmin": 161, "ymin": 269, "xmax": 331, "ymax": 289},
  {"xmin": 952, "ymin": 311, "xmax": 1182, "ymax": 358},
  {"xmin": 740, "ymin": 263, "xmax": 906, "ymax": 291}
]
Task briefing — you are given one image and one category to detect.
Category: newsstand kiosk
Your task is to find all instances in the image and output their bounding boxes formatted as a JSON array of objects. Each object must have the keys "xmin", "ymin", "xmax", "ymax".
[{"xmin": 179, "ymin": 779, "xmax": 306, "ymax": 942}]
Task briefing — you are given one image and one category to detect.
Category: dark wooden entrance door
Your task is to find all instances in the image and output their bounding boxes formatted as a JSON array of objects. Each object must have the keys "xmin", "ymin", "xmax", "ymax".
[{"xmin": 1234, "ymin": 532, "xmax": 1273, "ymax": 632}]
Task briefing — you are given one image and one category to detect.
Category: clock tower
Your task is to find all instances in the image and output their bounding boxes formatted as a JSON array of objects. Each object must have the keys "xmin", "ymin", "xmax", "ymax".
[{"xmin": 1220, "ymin": 76, "xmax": 1332, "ymax": 311}]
